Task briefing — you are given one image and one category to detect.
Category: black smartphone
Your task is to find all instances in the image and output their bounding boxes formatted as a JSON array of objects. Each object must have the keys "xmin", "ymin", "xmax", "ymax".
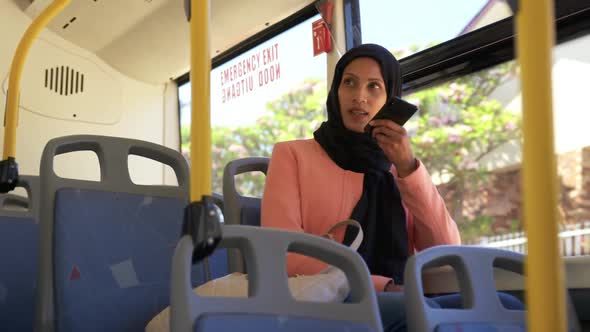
[{"xmin": 364, "ymin": 96, "xmax": 418, "ymax": 134}]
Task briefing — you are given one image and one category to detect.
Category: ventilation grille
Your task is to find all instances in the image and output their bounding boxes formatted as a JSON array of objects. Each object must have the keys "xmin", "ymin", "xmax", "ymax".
[{"xmin": 44, "ymin": 66, "xmax": 84, "ymax": 96}]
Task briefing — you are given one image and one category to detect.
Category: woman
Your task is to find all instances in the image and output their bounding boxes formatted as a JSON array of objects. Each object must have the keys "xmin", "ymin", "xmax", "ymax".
[{"xmin": 261, "ymin": 43, "xmax": 519, "ymax": 331}]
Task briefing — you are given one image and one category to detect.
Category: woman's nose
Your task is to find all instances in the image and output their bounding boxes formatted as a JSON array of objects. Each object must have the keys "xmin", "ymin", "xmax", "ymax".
[{"xmin": 352, "ymin": 89, "xmax": 368, "ymax": 104}]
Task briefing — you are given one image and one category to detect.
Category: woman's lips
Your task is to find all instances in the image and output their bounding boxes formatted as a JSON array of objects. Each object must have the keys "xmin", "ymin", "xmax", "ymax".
[{"xmin": 349, "ymin": 108, "xmax": 369, "ymax": 121}]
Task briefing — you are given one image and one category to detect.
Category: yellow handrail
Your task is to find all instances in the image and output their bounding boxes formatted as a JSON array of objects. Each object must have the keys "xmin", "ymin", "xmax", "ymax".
[
  {"xmin": 189, "ymin": 0, "xmax": 212, "ymax": 201},
  {"xmin": 517, "ymin": 0, "xmax": 565, "ymax": 330},
  {"xmin": 3, "ymin": 0, "xmax": 71, "ymax": 160}
]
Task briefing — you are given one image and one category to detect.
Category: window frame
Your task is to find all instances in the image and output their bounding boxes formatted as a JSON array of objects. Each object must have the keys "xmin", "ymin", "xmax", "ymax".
[
  {"xmin": 175, "ymin": 3, "xmax": 320, "ymax": 152},
  {"xmin": 398, "ymin": 0, "xmax": 590, "ymax": 94},
  {"xmin": 175, "ymin": 3, "xmax": 319, "ymax": 86},
  {"xmin": 176, "ymin": 0, "xmax": 590, "ymax": 150},
  {"xmin": 343, "ymin": 0, "xmax": 362, "ymax": 50}
]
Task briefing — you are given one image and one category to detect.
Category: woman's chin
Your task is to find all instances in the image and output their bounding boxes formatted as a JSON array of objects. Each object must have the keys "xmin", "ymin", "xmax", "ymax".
[{"xmin": 344, "ymin": 123, "xmax": 367, "ymax": 134}]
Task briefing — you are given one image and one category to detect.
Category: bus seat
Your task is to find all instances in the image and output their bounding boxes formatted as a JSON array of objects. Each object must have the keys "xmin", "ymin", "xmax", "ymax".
[
  {"xmin": 35, "ymin": 135, "xmax": 206, "ymax": 332},
  {"xmin": 170, "ymin": 224, "xmax": 382, "ymax": 332},
  {"xmin": 0, "ymin": 175, "xmax": 40, "ymax": 331},
  {"xmin": 222, "ymin": 157, "xmax": 269, "ymax": 227},
  {"xmin": 404, "ymin": 245, "xmax": 581, "ymax": 332},
  {"xmin": 222, "ymin": 157, "xmax": 269, "ymax": 273}
]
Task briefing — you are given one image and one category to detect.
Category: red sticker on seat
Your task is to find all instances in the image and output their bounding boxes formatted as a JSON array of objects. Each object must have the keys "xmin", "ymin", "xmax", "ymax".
[{"xmin": 69, "ymin": 266, "xmax": 81, "ymax": 280}]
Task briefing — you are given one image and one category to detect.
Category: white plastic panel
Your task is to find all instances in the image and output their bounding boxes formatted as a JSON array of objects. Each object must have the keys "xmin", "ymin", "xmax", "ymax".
[{"xmin": 2, "ymin": 37, "xmax": 122, "ymax": 124}]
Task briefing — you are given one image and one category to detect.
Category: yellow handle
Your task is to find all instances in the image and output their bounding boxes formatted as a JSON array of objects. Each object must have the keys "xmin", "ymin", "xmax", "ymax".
[
  {"xmin": 3, "ymin": 0, "xmax": 72, "ymax": 160},
  {"xmin": 189, "ymin": 0, "xmax": 212, "ymax": 201},
  {"xmin": 517, "ymin": 0, "xmax": 566, "ymax": 331}
]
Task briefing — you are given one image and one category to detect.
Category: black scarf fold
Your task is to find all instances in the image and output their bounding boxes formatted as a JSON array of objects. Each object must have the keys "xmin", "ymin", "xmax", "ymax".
[{"xmin": 313, "ymin": 44, "xmax": 409, "ymax": 284}]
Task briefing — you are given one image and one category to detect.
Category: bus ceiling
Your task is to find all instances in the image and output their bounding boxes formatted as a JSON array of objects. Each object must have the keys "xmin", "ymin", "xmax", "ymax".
[{"xmin": 17, "ymin": 0, "xmax": 316, "ymax": 84}]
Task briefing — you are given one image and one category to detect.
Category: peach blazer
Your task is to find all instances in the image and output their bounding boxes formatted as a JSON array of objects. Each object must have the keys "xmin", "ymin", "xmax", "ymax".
[{"xmin": 261, "ymin": 139, "xmax": 460, "ymax": 292}]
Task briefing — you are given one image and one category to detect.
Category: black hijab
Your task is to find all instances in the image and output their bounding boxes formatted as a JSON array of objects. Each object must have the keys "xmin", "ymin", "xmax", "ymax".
[{"xmin": 313, "ymin": 44, "xmax": 409, "ymax": 284}]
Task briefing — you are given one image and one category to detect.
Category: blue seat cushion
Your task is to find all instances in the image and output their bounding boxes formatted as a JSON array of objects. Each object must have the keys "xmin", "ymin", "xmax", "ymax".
[
  {"xmin": 195, "ymin": 313, "xmax": 376, "ymax": 332},
  {"xmin": 53, "ymin": 189, "xmax": 206, "ymax": 332},
  {"xmin": 435, "ymin": 323, "xmax": 526, "ymax": 332},
  {"xmin": 0, "ymin": 216, "xmax": 38, "ymax": 331},
  {"xmin": 240, "ymin": 204, "xmax": 261, "ymax": 227},
  {"xmin": 207, "ymin": 249, "xmax": 229, "ymax": 279}
]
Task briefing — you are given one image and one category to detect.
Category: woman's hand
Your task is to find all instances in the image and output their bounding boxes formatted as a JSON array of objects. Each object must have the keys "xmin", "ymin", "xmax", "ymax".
[{"xmin": 370, "ymin": 119, "xmax": 417, "ymax": 178}]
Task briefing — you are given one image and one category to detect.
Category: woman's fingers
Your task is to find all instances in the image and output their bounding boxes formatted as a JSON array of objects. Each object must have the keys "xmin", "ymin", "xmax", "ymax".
[
  {"xmin": 370, "ymin": 119, "xmax": 416, "ymax": 176},
  {"xmin": 372, "ymin": 125, "xmax": 405, "ymax": 142},
  {"xmin": 370, "ymin": 119, "xmax": 407, "ymax": 136}
]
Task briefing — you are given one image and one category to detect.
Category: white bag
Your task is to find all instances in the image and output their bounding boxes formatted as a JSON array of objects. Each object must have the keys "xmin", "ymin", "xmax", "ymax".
[{"xmin": 145, "ymin": 219, "xmax": 363, "ymax": 332}]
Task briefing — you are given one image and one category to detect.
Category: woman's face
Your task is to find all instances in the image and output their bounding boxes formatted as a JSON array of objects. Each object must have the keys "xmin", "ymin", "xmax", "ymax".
[{"xmin": 337, "ymin": 57, "xmax": 387, "ymax": 133}]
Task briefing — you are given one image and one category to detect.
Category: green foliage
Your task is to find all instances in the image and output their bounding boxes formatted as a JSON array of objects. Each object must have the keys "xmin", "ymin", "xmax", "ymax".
[
  {"xmin": 210, "ymin": 79, "xmax": 327, "ymax": 196},
  {"xmin": 459, "ymin": 215, "xmax": 494, "ymax": 242},
  {"xmin": 180, "ymin": 125, "xmax": 190, "ymax": 155},
  {"xmin": 408, "ymin": 62, "xmax": 521, "ymax": 242}
]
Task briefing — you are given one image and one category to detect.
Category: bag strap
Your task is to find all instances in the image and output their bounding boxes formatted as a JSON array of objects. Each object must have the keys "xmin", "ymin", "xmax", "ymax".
[{"xmin": 323, "ymin": 219, "xmax": 363, "ymax": 251}]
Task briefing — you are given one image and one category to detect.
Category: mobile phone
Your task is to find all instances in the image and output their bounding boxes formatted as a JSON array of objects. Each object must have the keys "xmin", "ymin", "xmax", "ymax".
[{"xmin": 364, "ymin": 97, "xmax": 418, "ymax": 134}]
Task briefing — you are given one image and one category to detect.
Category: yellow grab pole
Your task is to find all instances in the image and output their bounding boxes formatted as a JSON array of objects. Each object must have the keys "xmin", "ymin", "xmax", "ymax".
[
  {"xmin": 3, "ymin": 0, "xmax": 71, "ymax": 159},
  {"xmin": 189, "ymin": 0, "xmax": 212, "ymax": 201},
  {"xmin": 517, "ymin": 0, "xmax": 565, "ymax": 331}
]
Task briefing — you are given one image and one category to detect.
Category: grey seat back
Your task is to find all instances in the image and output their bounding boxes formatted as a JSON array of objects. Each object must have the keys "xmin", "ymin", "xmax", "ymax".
[
  {"xmin": 0, "ymin": 175, "xmax": 40, "ymax": 331},
  {"xmin": 404, "ymin": 245, "xmax": 580, "ymax": 332},
  {"xmin": 222, "ymin": 157, "xmax": 269, "ymax": 273},
  {"xmin": 222, "ymin": 157, "xmax": 269, "ymax": 227},
  {"xmin": 0, "ymin": 175, "xmax": 39, "ymax": 217},
  {"xmin": 34, "ymin": 135, "xmax": 205, "ymax": 332},
  {"xmin": 171, "ymin": 224, "xmax": 382, "ymax": 332}
]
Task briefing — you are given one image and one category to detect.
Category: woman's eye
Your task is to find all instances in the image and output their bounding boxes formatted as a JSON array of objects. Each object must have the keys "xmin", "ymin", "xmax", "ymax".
[
  {"xmin": 369, "ymin": 82, "xmax": 381, "ymax": 89},
  {"xmin": 342, "ymin": 78, "xmax": 354, "ymax": 86}
]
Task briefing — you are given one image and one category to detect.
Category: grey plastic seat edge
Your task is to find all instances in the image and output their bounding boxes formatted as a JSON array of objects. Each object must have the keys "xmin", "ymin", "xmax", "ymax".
[
  {"xmin": 0, "ymin": 174, "xmax": 40, "ymax": 331},
  {"xmin": 222, "ymin": 157, "xmax": 269, "ymax": 273},
  {"xmin": 404, "ymin": 245, "xmax": 581, "ymax": 332},
  {"xmin": 0, "ymin": 194, "xmax": 28, "ymax": 210},
  {"xmin": 35, "ymin": 135, "xmax": 189, "ymax": 332},
  {"xmin": 0, "ymin": 175, "xmax": 40, "ymax": 219},
  {"xmin": 171, "ymin": 224, "xmax": 382, "ymax": 332},
  {"xmin": 222, "ymin": 157, "xmax": 269, "ymax": 226}
]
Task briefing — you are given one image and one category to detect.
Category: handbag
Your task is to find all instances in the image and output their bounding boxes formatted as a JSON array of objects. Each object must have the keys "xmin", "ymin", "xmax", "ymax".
[{"xmin": 145, "ymin": 219, "xmax": 363, "ymax": 332}]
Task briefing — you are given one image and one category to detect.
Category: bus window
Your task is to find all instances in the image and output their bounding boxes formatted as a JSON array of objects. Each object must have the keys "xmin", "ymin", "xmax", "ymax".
[
  {"xmin": 401, "ymin": 33, "xmax": 590, "ymax": 255},
  {"xmin": 359, "ymin": 0, "xmax": 511, "ymax": 57},
  {"xmin": 179, "ymin": 15, "xmax": 327, "ymax": 195}
]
